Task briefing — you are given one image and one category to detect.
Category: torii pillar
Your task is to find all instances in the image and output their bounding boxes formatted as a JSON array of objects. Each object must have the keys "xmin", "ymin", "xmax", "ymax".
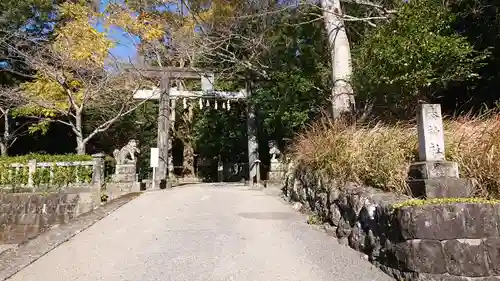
[{"xmin": 246, "ymin": 81, "xmax": 259, "ymax": 183}]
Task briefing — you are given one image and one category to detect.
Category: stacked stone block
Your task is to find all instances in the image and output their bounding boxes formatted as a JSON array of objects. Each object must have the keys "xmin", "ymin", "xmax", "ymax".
[
  {"xmin": 283, "ymin": 165, "xmax": 500, "ymax": 281},
  {"xmin": 0, "ymin": 192, "xmax": 93, "ymax": 244}
]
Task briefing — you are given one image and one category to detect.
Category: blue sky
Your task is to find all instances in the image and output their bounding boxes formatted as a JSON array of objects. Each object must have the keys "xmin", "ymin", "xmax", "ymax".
[
  {"xmin": 98, "ymin": 0, "xmax": 139, "ymax": 62},
  {"xmin": 97, "ymin": 0, "xmax": 183, "ymax": 62},
  {"xmin": 108, "ymin": 29, "xmax": 139, "ymax": 61}
]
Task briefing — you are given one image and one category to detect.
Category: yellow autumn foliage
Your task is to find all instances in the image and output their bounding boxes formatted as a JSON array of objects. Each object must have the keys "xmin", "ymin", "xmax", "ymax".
[
  {"xmin": 53, "ymin": 2, "xmax": 113, "ymax": 67},
  {"xmin": 202, "ymin": 0, "xmax": 236, "ymax": 19},
  {"xmin": 107, "ymin": 0, "xmax": 238, "ymax": 46},
  {"xmin": 106, "ymin": 6, "xmax": 166, "ymax": 42},
  {"xmin": 21, "ymin": 73, "xmax": 85, "ymax": 113},
  {"xmin": 20, "ymin": 2, "xmax": 109, "ymax": 121},
  {"xmin": 178, "ymin": 0, "xmax": 237, "ymax": 31}
]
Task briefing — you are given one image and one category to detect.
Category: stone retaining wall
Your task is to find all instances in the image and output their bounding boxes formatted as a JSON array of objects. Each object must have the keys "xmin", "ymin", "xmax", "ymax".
[
  {"xmin": 106, "ymin": 182, "xmax": 142, "ymax": 200},
  {"xmin": 0, "ymin": 192, "xmax": 95, "ymax": 244},
  {"xmin": 283, "ymin": 165, "xmax": 500, "ymax": 281}
]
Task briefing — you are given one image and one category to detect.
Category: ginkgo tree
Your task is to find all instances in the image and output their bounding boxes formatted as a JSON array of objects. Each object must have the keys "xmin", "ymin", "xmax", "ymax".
[{"xmin": 14, "ymin": 1, "xmax": 157, "ymax": 154}]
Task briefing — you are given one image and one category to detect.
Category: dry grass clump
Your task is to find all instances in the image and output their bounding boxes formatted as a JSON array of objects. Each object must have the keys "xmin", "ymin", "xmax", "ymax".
[
  {"xmin": 291, "ymin": 118, "xmax": 417, "ymax": 194},
  {"xmin": 291, "ymin": 114, "xmax": 500, "ymax": 198},
  {"xmin": 446, "ymin": 114, "xmax": 500, "ymax": 198}
]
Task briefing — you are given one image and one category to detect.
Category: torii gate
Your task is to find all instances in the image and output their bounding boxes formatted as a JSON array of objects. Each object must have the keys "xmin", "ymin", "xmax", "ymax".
[{"xmin": 124, "ymin": 65, "xmax": 259, "ymax": 185}]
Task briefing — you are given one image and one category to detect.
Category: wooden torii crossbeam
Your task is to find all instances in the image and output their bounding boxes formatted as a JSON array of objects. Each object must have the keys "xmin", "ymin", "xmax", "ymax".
[{"xmin": 124, "ymin": 65, "xmax": 259, "ymax": 185}]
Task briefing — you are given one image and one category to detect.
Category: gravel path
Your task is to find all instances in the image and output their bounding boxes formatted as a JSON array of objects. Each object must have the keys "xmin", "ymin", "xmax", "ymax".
[{"xmin": 7, "ymin": 183, "xmax": 393, "ymax": 281}]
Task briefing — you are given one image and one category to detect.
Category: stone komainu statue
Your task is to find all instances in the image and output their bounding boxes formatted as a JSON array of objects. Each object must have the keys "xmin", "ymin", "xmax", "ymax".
[
  {"xmin": 113, "ymin": 140, "xmax": 140, "ymax": 165},
  {"xmin": 268, "ymin": 141, "xmax": 281, "ymax": 161}
]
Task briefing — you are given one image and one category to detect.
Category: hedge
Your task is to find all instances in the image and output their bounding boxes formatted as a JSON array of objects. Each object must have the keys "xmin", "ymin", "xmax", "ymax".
[
  {"xmin": 0, "ymin": 153, "xmax": 92, "ymax": 164},
  {"xmin": 0, "ymin": 153, "xmax": 94, "ymax": 189}
]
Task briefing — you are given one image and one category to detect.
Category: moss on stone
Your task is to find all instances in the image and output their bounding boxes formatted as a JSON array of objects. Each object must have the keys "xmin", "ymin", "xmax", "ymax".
[
  {"xmin": 307, "ymin": 214, "xmax": 323, "ymax": 225},
  {"xmin": 392, "ymin": 197, "xmax": 500, "ymax": 209}
]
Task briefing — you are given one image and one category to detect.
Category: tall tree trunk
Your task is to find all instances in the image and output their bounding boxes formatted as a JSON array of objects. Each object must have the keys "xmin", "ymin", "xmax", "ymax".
[
  {"xmin": 174, "ymin": 77, "xmax": 196, "ymax": 177},
  {"xmin": 75, "ymin": 111, "xmax": 86, "ymax": 155},
  {"xmin": 179, "ymin": 107, "xmax": 196, "ymax": 177},
  {"xmin": 76, "ymin": 138, "xmax": 85, "ymax": 155},
  {"xmin": 1, "ymin": 110, "xmax": 10, "ymax": 156},
  {"xmin": 321, "ymin": 0, "xmax": 356, "ymax": 120},
  {"xmin": 183, "ymin": 141, "xmax": 195, "ymax": 177},
  {"xmin": 0, "ymin": 142, "xmax": 7, "ymax": 157}
]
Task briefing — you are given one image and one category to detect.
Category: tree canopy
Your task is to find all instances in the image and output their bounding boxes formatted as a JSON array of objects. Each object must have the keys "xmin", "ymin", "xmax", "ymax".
[{"xmin": 352, "ymin": 0, "xmax": 488, "ymax": 120}]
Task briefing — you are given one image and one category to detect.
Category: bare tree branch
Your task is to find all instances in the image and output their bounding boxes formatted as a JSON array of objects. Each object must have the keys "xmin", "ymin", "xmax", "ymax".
[
  {"xmin": 0, "ymin": 86, "xmax": 31, "ymax": 155},
  {"xmin": 5, "ymin": 33, "xmax": 155, "ymax": 154}
]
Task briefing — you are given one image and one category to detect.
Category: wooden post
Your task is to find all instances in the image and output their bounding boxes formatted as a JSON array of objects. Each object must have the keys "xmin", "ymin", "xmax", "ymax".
[{"xmin": 157, "ymin": 75, "xmax": 171, "ymax": 187}]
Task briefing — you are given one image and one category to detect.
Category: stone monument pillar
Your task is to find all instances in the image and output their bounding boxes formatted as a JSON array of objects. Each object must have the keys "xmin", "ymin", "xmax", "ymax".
[
  {"xmin": 268, "ymin": 141, "xmax": 284, "ymax": 183},
  {"xmin": 407, "ymin": 104, "xmax": 473, "ymax": 198}
]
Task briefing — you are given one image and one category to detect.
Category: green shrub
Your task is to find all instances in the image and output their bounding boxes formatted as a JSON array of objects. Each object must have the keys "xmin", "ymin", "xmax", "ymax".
[
  {"xmin": 101, "ymin": 191, "xmax": 109, "ymax": 203},
  {"xmin": 0, "ymin": 153, "xmax": 92, "ymax": 164},
  {"xmin": 0, "ymin": 153, "xmax": 94, "ymax": 190},
  {"xmin": 104, "ymin": 155, "xmax": 116, "ymax": 182}
]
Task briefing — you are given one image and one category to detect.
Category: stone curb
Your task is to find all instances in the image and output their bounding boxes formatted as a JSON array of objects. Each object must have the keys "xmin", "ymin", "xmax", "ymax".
[{"xmin": 0, "ymin": 192, "xmax": 142, "ymax": 281}]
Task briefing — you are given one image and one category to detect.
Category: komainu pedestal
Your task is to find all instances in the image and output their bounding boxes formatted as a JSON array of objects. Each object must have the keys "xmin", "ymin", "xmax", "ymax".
[
  {"xmin": 112, "ymin": 164, "xmax": 138, "ymax": 183},
  {"xmin": 108, "ymin": 140, "xmax": 141, "ymax": 199},
  {"xmin": 268, "ymin": 141, "xmax": 284, "ymax": 183}
]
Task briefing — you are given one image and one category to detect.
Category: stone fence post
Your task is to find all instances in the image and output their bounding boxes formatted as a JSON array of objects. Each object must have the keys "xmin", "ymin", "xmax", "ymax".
[
  {"xmin": 91, "ymin": 153, "xmax": 105, "ymax": 207},
  {"xmin": 217, "ymin": 160, "xmax": 223, "ymax": 182},
  {"xmin": 407, "ymin": 104, "xmax": 473, "ymax": 198},
  {"xmin": 255, "ymin": 159, "xmax": 261, "ymax": 186},
  {"xmin": 27, "ymin": 159, "xmax": 37, "ymax": 191}
]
